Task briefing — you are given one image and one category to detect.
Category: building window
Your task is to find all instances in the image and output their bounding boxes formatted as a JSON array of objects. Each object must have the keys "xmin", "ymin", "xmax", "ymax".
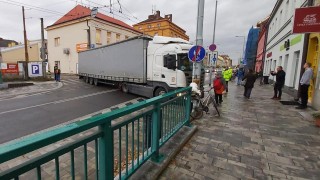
[
  {"xmin": 139, "ymin": 27, "xmax": 142, "ymax": 30},
  {"xmin": 148, "ymin": 25, "xmax": 151, "ymax": 29},
  {"xmin": 125, "ymin": 36, "xmax": 129, "ymax": 39},
  {"xmin": 116, "ymin": 34, "xmax": 121, "ymax": 42},
  {"xmin": 96, "ymin": 29, "xmax": 101, "ymax": 44},
  {"xmin": 157, "ymin": 23, "xmax": 161, "ymax": 28},
  {"xmin": 107, "ymin": 32, "xmax": 111, "ymax": 44},
  {"xmin": 154, "ymin": 32, "xmax": 158, "ymax": 36},
  {"xmin": 54, "ymin": 37, "xmax": 60, "ymax": 47}
]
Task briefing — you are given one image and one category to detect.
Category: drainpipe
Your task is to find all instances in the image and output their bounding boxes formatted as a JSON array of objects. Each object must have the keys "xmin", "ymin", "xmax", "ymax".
[
  {"xmin": 87, "ymin": 19, "xmax": 91, "ymax": 49},
  {"xmin": 295, "ymin": 0, "xmax": 314, "ymax": 100}
]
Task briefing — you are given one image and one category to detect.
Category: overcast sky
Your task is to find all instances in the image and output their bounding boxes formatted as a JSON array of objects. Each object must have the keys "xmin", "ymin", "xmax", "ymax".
[{"xmin": 0, "ymin": 0, "xmax": 277, "ymax": 63}]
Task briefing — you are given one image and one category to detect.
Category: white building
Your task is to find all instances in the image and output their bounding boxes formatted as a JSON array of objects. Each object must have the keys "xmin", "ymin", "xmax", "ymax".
[
  {"xmin": 264, "ymin": 0, "xmax": 307, "ymax": 95},
  {"xmin": 46, "ymin": 5, "xmax": 141, "ymax": 74}
]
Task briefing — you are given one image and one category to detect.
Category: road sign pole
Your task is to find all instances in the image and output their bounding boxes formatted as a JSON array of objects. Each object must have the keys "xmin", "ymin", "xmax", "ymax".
[{"xmin": 193, "ymin": 0, "xmax": 205, "ymax": 87}]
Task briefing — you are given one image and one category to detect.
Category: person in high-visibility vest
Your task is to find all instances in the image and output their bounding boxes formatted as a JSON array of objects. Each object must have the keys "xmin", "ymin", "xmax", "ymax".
[{"xmin": 222, "ymin": 67, "xmax": 233, "ymax": 93}]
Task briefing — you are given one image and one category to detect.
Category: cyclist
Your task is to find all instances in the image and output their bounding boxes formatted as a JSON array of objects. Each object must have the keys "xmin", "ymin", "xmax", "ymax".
[{"xmin": 213, "ymin": 72, "xmax": 226, "ymax": 105}]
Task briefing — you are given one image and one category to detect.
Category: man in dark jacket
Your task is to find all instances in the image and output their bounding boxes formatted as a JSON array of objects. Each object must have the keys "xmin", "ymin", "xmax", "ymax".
[
  {"xmin": 242, "ymin": 69, "xmax": 256, "ymax": 99},
  {"xmin": 270, "ymin": 66, "xmax": 286, "ymax": 100}
]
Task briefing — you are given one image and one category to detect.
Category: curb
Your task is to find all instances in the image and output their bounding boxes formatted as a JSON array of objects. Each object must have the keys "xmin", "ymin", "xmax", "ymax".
[{"xmin": 129, "ymin": 125, "xmax": 197, "ymax": 180}]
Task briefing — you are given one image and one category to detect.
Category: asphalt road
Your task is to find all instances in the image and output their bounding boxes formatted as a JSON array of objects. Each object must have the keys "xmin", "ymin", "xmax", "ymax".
[{"xmin": 0, "ymin": 76, "xmax": 139, "ymax": 144}]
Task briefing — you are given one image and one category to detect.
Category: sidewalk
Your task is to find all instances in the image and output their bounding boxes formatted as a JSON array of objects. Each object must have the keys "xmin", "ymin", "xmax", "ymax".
[
  {"xmin": 160, "ymin": 82, "xmax": 320, "ymax": 179},
  {"xmin": 0, "ymin": 81, "xmax": 62, "ymax": 99}
]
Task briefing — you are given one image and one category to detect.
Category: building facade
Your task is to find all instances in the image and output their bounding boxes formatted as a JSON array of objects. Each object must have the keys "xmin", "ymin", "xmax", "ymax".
[
  {"xmin": 0, "ymin": 40, "xmax": 44, "ymax": 63},
  {"xmin": 46, "ymin": 5, "xmax": 141, "ymax": 74},
  {"xmin": 307, "ymin": 0, "xmax": 320, "ymax": 109},
  {"xmin": 263, "ymin": 0, "xmax": 307, "ymax": 97},
  {"xmin": 133, "ymin": 11, "xmax": 189, "ymax": 41},
  {"xmin": 255, "ymin": 17, "xmax": 269, "ymax": 73},
  {"xmin": 244, "ymin": 27, "xmax": 260, "ymax": 70}
]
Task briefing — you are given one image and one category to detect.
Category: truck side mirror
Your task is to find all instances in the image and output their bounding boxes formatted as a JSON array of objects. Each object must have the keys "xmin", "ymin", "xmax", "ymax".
[{"xmin": 164, "ymin": 55, "xmax": 176, "ymax": 70}]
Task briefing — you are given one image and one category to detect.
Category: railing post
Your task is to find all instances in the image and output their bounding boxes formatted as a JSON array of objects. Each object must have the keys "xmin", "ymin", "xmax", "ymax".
[
  {"xmin": 151, "ymin": 102, "xmax": 164, "ymax": 163},
  {"xmin": 98, "ymin": 121, "xmax": 114, "ymax": 180},
  {"xmin": 185, "ymin": 89, "xmax": 192, "ymax": 127}
]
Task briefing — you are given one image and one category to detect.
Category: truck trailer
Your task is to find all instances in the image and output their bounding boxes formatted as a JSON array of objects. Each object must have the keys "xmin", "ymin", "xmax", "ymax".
[{"xmin": 78, "ymin": 35, "xmax": 203, "ymax": 97}]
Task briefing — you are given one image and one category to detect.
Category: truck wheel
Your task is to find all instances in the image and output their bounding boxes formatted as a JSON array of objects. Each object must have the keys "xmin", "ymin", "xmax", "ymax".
[
  {"xmin": 89, "ymin": 77, "xmax": 94, "ymax": 85},
  {"xmin": 121, "ymin": 83, "xmax": 129, "ymax": 93},
  {"xmin": 154, "ymin": 87, "xmax": 167, "ymax": 97},
  {"xmin": 84, "ymin": 77, "xmax": 89, "ymax": 83},
  {"xmin": 93, "ymin": 78, "xmax": 98, "ymax": 86}
]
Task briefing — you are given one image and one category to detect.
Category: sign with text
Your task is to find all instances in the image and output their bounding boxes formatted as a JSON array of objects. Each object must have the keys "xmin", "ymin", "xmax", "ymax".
[
  {"xmin": 28, "ymin": 62, "xmax": 43, "ymax": 77},
  {"xmin": 76, "ymin": 43, "xmax": 88, "ymax": 52},
  {"xmin": 293, "ymin": 6, "xmax": 320, "ymax": 33},
  {"xmin": 1, "ymin": 63, "xmax": 19, "ymax": 74}
]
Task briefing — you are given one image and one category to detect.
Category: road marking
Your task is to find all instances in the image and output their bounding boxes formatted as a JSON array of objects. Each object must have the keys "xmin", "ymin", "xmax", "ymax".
[{"xmin": 0, "ymin": 89, "xmax": 118, "ymax": 115}]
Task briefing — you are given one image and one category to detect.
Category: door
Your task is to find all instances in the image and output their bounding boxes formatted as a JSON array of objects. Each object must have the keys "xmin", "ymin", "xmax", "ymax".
[
  {"xmin": 162, "ymin": 54, "xmax": 177, "ymax": 86},
  {"xmin": 292, "ymin": 51, "xmax": 300, "ymax": 88},
  {"xmin": 309, "ymin": 37, "xmax": 319, "ymax": 106}
]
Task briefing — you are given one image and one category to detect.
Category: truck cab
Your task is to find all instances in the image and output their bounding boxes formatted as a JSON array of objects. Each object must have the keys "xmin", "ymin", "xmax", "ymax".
[{"xmin": 147, "ymin": 36, "xmax": 203, "ymax": 96}]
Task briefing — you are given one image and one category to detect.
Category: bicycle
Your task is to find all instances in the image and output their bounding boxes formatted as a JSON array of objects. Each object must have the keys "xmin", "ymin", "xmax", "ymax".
[{"xmin": 190, "ymin": 88, "xmax": 220, "ymax": 120}]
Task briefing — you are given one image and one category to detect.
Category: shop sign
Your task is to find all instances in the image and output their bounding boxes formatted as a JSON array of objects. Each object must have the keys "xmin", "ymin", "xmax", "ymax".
[{"xmin": 293, "ymin": 6, "xmax": 320, "ymax": 33}]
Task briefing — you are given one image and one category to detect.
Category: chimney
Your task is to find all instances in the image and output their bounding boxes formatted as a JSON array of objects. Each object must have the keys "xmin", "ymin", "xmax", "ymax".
[
  {"xmin": 148, "ymin": 15, "xmax": 154, "ymax": 20},
  {"xmin": 165, "ymin": 14, "xmax": 172, "ymax": 22},
  {"xmin": 155, "ymin": 10, "xmax": 160, "ymax": 18}
]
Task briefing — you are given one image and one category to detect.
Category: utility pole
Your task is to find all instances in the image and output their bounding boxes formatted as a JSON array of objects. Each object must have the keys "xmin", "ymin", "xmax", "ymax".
[
  {"xmin": 40, "ymin": 18, "xmax": 46, "ymax": 78},
  {"xmin": 209, "ymin": 0, "xmax": 218, "ymax": 86},
  {"xmin": 192, "ymin": 0, "xmax": 205, "ymax": 87},
  {"xmin": 22, "ymin": 6, "xmax": 29, "ymax": 79}
]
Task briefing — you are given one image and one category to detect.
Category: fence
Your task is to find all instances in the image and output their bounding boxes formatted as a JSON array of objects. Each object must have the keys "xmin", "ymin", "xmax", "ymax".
[{"xmin": 0, "ymin": 87, "xmax": 191, "ymax": 180}]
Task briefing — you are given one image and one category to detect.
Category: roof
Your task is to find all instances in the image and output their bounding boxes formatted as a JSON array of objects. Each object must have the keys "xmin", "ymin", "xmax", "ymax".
[
  {"xmin": 0, "ymin": 38, "xmax": 18, "ymax": 48},
  {"xmin": 48, "ymin": 5, "xmax": 139, "ymax": 33},
  {"xmin": 0, "ymin": 40, "xmax": 41, "ymax": 53}
]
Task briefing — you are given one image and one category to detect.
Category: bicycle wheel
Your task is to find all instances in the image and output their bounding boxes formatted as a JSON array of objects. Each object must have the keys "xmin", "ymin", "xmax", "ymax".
[
  {"xmin": 190, "ymin": 107, "xmax": 204, "ymax": 120},
  {"xmin": 190, "ymin": 99, "xmax": 204, "ymax": 120}
]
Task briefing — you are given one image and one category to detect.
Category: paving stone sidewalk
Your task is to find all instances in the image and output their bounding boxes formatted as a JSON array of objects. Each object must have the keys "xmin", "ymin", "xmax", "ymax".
[{"xmin": 160, "ymin": 82, "xmax": 320, "ymax": 180}]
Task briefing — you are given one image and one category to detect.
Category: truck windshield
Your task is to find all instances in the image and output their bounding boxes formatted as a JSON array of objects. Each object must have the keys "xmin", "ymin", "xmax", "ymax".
[{"xmin": 177, "ymin": 53, "xmax": 192, "ymax": 71}]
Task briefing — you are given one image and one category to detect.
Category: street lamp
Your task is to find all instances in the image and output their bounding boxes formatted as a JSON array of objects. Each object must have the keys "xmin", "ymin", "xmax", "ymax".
[{"xmin": 235, "ymin": 35, "xmax": 246, "ymax": 65}]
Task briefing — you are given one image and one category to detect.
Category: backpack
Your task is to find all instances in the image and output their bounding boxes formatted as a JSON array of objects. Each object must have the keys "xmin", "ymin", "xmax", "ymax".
[{"xmin": 213, "ymin": 78, "xmax": 223, "ymax": 90}]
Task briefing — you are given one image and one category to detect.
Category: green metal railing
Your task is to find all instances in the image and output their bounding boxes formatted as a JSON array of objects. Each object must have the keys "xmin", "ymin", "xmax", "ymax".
[{"xmin": 0, "ymin": 87, "xmax": 191, "ymax": 180}]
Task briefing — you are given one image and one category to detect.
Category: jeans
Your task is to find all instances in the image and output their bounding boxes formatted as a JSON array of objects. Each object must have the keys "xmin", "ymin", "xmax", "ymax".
[
  {"xmin": 244, "ymin": 87, "xmax": 252, "ymax": 98},
  {"xmin": 56, "ymin": 74, "xmax": 60, "ymax": 82},
  {"xmin": 237, "ymin": 76, "xmax": 243, "ymax": 85},
  {"xmin": 300, "ymin": 84, "xmax": 309, "ymax": 107},
  {"xmin": 273, "ymin": 83, "xmax": 282, "ymax": 98}
]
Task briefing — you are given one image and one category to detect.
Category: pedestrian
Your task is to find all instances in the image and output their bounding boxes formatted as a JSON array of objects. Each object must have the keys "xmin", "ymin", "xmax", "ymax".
[
  {"xmin": 54, "ymin": 64, "xmax": 58, "ymax": 81},
  {"xmin": 242, "ymin": 69, "xmax": 256, "ymax": 99},
  {"xmin": 270, "ymin": 66, "xmax": 286, "ymax": 100},
  {"xmin": 56, "ymin": 68, "xmax": 61, "ymax": 82},
  {"xmin": 237, "ymin": 67, "xmax": 245, "ymax": 85},
  {"xmin": 222, "ymin": 67, "xmax": 232, "ymax": 93},
  {"xmin": 296, "ymin": 62, "xmax": 313, "ymax": 109},
  {"xmin": 213, "ymin": 72, "xmax": 226, "ymax": 105}
]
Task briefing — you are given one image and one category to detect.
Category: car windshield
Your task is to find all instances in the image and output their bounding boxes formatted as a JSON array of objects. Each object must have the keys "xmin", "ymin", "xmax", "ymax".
[{"xmin": 177, "ymin": 53, "xmax": 192, "ymax": 71}]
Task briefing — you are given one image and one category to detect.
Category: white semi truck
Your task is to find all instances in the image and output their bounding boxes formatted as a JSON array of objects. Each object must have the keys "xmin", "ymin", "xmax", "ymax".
[{"xmin": 78, "ymin": 35, "xmax": 204, "ymax": 97}]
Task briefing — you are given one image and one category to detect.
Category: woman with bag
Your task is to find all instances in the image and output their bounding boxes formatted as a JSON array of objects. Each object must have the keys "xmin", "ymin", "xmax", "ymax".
[{"xmin": 242, "ymin": 69, "xmax": 256, "ymax": 99}]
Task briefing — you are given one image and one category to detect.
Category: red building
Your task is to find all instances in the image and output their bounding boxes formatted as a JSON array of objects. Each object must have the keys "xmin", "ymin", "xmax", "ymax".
[{"xmin": 255, "ymin": 17, "xmax": 269, "ymax": 73}]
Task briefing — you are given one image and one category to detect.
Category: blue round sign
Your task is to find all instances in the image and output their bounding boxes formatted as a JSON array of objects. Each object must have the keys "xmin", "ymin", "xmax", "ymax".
[{"xmin": 188, "ymin": 45, "xmax": 206, "ymax": 62}]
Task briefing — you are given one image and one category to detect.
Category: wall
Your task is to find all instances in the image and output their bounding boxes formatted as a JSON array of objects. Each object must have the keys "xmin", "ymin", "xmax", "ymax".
[{"xmin": 1, "ymin": 42, "xmax": 41, "ymax": 63}]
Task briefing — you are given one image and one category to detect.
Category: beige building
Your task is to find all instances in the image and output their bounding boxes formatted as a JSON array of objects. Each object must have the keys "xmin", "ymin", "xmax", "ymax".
[
  {"xmin": 46, "ymin": 5, "xmax": 141, "ymax": 74},
  {"xmin": 0, "ymin": 40, "xmax": 43, "ymax": 63}
]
